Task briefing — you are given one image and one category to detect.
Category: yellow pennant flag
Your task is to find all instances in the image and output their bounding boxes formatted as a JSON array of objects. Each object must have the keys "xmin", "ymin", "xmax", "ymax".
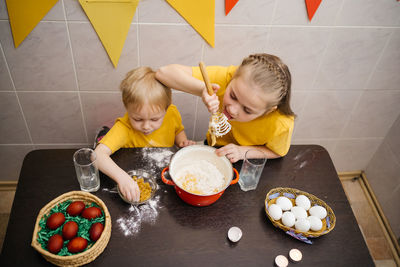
[
  {"xmin": 79, "ymin": 0, "xmax": 139, "ymax": 68},
  {"xmin": 6, "ymin": 0, "xmax": 59, "ymax": 48},
  {"xmin": 166, "ymin": 0, "xmax": 215, "ymax": 47}
]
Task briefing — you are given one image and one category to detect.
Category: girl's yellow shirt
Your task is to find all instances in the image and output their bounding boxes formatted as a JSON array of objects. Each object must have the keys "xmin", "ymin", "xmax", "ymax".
[
  {"xmin": 192, "ymin": 65, "xmax": 294, "ymax": 157},
  {"xmin": 99, "ymin": 104, "xmax": 184, "ymax": 153}
]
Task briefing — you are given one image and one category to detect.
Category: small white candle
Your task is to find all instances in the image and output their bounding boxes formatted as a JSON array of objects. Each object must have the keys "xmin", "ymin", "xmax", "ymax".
[
  {"xmin": 289, "ymin": 248, "xmax": 302, "ymax": 262},
  {"xmin": 275, "ymin": 255, "xmax": 289, "ymax": 267}
]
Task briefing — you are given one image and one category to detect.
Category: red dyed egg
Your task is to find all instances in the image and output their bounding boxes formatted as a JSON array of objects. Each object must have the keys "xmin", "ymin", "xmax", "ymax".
[
  {"xmin": 66, "ymin": 201, "xmax": 85, "ymax": 216},
  {"xmin": 81, "ymin": 207, "xmax": 102, "ymax": 220},
  {"xmin": 46, "ymin": 212, "xmax": 65, "ymax": 230},
  {"xmin": 47, "ymin": 234, "xmax": 64, "ymax": 254},
  {"xmin": 67, "ymin": 237, "xmax": 88, "ymax": 253},
  {"xmin": 89, "ymin": 222, "xmax": 104, "ymax": 241},
  {"xmin": 62, "ymin": 221, "xmax": 78, "ymax": 240}
]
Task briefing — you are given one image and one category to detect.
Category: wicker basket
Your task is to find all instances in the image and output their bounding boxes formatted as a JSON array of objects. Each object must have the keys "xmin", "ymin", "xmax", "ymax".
[
  {"xmin": 265, "ymin": 187, "xmax": 336, "ymax": 238},
  {"xmin": 31, "ymin": 191, "xmax": 112, "ymax": 266}
]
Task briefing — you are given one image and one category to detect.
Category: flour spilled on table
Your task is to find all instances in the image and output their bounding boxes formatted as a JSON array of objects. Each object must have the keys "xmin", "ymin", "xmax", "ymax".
[
  {"xmin": 116, "ymin": 195, "xmax": 161, "ymax": 236},
  {"xmin": 141, "ymin": 147, "xmax": 174, "ymax": 170}
]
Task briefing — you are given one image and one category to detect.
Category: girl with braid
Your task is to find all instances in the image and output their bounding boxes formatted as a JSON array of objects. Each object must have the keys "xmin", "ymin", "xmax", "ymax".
[{"xmin": 156, "ymin": 54, "xmax": 295, "ymax": 163}]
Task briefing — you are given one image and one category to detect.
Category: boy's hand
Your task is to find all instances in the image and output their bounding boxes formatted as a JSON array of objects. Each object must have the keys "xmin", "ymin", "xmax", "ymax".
[
  {"xmin": 178, "ymin": 139, "xmax": 197, "ymax": 148},
  {"xmin": 215, "ymin": 144, "xmax": 246, "ymax": 163},
  {"xmin": 201, "ymin": 83, "xmax": 220, "ymax": 114},
  {"xmin": 118, "ymin": 177, "xmax": 140, "ymax": 202}
]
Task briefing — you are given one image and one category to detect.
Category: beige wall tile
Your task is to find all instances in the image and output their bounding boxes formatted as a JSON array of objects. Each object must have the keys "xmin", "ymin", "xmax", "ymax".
[
  {"xmin": 0, "ymin": 21, "xmax": 77, "ymax": 91},
  {"xmin": 295, "ymin": 90, "xmax": 361, "ymax": 139},
  {"xmin": 215, "ymin": 0, "xmax": 275, "ymax": 25},
  {"xmin": 0, "ymin": 0, "xmax": 8, "ymax": 19},
  {"xmin": 172, "ymin": 92, "xmax": 197, "ymax": 140},
  {"xmin": 272, "ymin": 0, "xmax": 343, "ymax": 26},
  {"xmin": 80, "ymin": 92, "xmax": 125, "ymax": 142},
  {"xmin": 267, "ymin": 27, "xmax": 331, "ymax": 91},
  {"xmin": 138, "ymin": 0, "xmax": 185, "ymax": 23},
  {"xmin": 342, "ymin": 91, "xmax": 400, "ymax": 138},
  {"xmin": 336, "ymin": 0, "xmax": 400, "ymax": 27},
  {"xmin": 0, "ymin": 48, "xmax": 12, "ymax": 91},
  {"xmin": 204, "ymin": 26, "xmax": 268, "ymax": 66},
  {"xmin": 0, "ymin": 145, "xmax": 33, "ymax": 181},
  {"xmin": 68, "ymin": 22, "xmax": 139, "ymax": 91},
  {"xmin": 332, "ymin": 138, "xmax": 382, "ymax": 171},
  {"xmin": 366, "ymin": 29, "xmax": 400, "ymax": 90},
  {"xmin": 18, "ymin": 92, "xmax": 87, "ymax": 143},
  {"xmin": 139, "ymin": 24, "xmax": 203, "ymax": 68},
  {"xmin": 385, "ymin": 115, "xmax": 400, "ymax": 163},
  {"xmin": 313, "ymin": 28, "xmax": 391, "ymax": 90},
  {"xmin": 0, "ymin": 92, "xmax": 30, "ymax": 143}
]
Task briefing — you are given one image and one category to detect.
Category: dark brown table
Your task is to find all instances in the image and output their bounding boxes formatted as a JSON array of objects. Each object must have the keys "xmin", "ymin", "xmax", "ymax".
[{"xmin": 0, "ymin": 145, "xmax": 374, "ymax": 266}]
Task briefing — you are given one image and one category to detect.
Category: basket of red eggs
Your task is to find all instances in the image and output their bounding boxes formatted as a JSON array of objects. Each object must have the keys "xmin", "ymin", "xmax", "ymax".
[{"xmin": 31, "ymin": 191, "xmax": 111, "ymax": 266}]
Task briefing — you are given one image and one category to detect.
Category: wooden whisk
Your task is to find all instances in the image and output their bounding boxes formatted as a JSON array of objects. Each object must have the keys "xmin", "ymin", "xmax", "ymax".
[{"xmin": 199, "ymin": 62, "xmax": 231, "ymax": 146}]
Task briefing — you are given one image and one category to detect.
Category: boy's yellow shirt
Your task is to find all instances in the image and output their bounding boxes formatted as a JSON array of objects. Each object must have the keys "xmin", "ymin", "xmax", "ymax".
[
  {"xmin": 99, "ymin": 104, "xmax": 184, "ymax": 153},
  {"xmin": 192, "ymin": 65, "xmax": 294, "ymax": 157}
]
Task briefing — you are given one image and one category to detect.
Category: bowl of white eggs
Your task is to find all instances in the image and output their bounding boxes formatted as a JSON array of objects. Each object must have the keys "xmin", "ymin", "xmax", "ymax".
[{"xmin": 265, "ymin": 187, "xmax": 336, "ymax": 238}]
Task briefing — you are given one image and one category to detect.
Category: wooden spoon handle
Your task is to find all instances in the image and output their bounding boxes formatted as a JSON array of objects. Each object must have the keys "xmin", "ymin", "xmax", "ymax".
[{"xmin": 199, "ymin": 62, "xmax": 214, "ymax": 96}]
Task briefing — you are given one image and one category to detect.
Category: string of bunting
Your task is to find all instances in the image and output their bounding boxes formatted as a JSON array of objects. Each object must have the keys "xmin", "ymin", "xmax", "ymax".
[{"xmin": 6, "ymin": 0, "xmax": 361, "ymax": 68}]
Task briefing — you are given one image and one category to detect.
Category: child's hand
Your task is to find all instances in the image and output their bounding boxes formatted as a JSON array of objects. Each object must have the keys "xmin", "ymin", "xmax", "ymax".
[
  {"xmin": 178, "ymin": 139, "xmax": 197, "ymax": 148},
  {"xmin": 215, "ymin": 144, "xmax": 246, "ymax": 163},
  {"xmin": 118, "ymin": 177, "xmax": 140, "ymax": 202},
  {"xmin": 202, "ymin": 83, "xmax": 220, "ymax": 113}
]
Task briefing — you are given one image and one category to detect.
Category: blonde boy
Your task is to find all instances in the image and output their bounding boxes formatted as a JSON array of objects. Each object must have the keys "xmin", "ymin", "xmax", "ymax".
[{"xmin": 95, "ymin": 67, "xmax": 195, "ymax": 202}]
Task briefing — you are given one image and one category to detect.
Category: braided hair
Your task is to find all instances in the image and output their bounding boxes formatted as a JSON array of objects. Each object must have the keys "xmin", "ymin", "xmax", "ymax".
[{"xmin": 234, "ymin": 53, "xmax": 295, "ymax": 117}]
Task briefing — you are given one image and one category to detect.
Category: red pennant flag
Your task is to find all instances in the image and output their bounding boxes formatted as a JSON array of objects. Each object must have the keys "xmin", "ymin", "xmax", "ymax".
[
  {"xmin": 225, "ymin": 0, "xmax": 239, "ymax": 16},
  {"xmin": 305, "ymin": 0, "xmax": 322, "ymax": 21}
]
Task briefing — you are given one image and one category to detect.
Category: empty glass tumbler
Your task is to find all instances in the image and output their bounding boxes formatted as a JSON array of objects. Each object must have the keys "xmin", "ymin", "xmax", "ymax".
[
  {"xmin": 73, "ymin": 148, "xmax": 100, "ymax": 192},
  {"xmin": 238, "ymin": 150, "xmax": 267, "ymax": 191}
]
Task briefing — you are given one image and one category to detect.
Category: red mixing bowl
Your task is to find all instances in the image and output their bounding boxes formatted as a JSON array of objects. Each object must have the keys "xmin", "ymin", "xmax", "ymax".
[{"xmin": 161, "ymin": 145, "xmax": 239, "ymax": 206}]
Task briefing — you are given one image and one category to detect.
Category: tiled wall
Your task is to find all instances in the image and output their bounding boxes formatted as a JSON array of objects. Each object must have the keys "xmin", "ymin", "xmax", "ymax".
[
  {"xmin": 366, "ymin": 115, "xmax": 400, "ymax": 239},
  {"xmin": 0, "ymin": 0, "xmax": 400, "ymax": 181}
]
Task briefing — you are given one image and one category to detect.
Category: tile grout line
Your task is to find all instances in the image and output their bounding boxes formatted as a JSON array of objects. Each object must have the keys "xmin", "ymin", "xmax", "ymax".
[
  {"xmin": 0, "ymin": 41, "xmax": 34, "ymax": 145},
  {"xmin": 61, "ymin": 0, "xmax": 89, "ymax": 143}
]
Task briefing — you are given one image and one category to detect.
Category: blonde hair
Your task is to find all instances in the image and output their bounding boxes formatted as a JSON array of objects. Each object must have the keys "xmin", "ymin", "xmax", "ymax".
[
  {"xmin": 234, "ymin": 53, "xmax": 295, "ymax": 117},
  {"xmin": 120, "ymin": 67, "xmax": 171, "ymax": 111}
]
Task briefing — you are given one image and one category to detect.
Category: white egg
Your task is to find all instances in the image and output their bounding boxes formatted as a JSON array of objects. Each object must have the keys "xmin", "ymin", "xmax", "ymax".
[
  {"xmin": 295, "ymin": 218, "xmax": 310, "ymax": 232},
  {"xmin": 308, "ymin": 216, "xmax": 323, "ymax": 231},
  {"xmin": 268, "ymin": 204, "xmax": 283, "ymax": 220},
  {"xmin": 290, "ymin": 206, "xmax": 308, "ymax": 220},
  {"xmin": 295, "ymin": 195, "xmax": 311, "ymax": 210},
  {"xmin": 276, "ymin": 196, "xmax": 293, "ymax": 211},
  {"xmin": 309, "ymin": 205, "xmax": 327, "ymax": 219},
  {"xmin": 228, "ymin": 226, "xmax": 242, "ymax": 242},
  {"xmin": 281, "ymin": 211, "xmax": 296, "ymax": 227}
]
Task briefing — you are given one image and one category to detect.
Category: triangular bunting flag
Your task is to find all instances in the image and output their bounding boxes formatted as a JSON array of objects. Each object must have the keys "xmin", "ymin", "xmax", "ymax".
[
  {"xmin": 79, "ymin": 0, "xmax": 139, "ymax": 68},
  {"xmin": 225, "ymin": 0, "xmax": 239, "ymax": 16},
  {"xmin": 6, "ymin": 0, "xmax": 59, "ymax": 48},
  {"xmin": 166, "ymin": 0, "xmax": 214, "ymax": 47},
  {"xmin": 305, "ymin": 0, "xmax": 322, "ymax": 21}
]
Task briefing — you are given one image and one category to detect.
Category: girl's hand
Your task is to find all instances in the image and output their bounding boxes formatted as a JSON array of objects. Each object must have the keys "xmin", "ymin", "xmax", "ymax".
[
  {"xmin": 201, "ymin": 83, "xmax": 220, "ymax": 113},
  {"xmin": 118, "ymin": 177, "xmax": 140, "ymax": 202},
  {"xmin": 215, "ymin": 144, "xmax": 246, "ymax": 163},
  {"xmin": 178, "ymin": 139, "xmax": 197, "ymax": 148}
]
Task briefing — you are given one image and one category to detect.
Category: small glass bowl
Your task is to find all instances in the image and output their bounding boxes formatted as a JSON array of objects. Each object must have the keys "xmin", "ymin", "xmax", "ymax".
[{"xmin": 117, "ymin": 170, "xmax": 157, "ymax": 205}]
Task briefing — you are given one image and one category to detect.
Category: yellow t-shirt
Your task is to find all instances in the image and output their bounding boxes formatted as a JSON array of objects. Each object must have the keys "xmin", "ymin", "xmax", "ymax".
[
  {"xmin": 99, "ymin": 104, "xmax": 184, "ymax": 153},
  {"xmin": 192, "ymin": 66, "xmax": 294, "ymax": 156}
]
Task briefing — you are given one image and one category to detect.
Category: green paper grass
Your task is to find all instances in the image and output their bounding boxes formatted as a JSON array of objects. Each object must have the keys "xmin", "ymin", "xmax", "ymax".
[{"xmin": 37, "ymin": 200, "xmax": 105, "ymax": 256}]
